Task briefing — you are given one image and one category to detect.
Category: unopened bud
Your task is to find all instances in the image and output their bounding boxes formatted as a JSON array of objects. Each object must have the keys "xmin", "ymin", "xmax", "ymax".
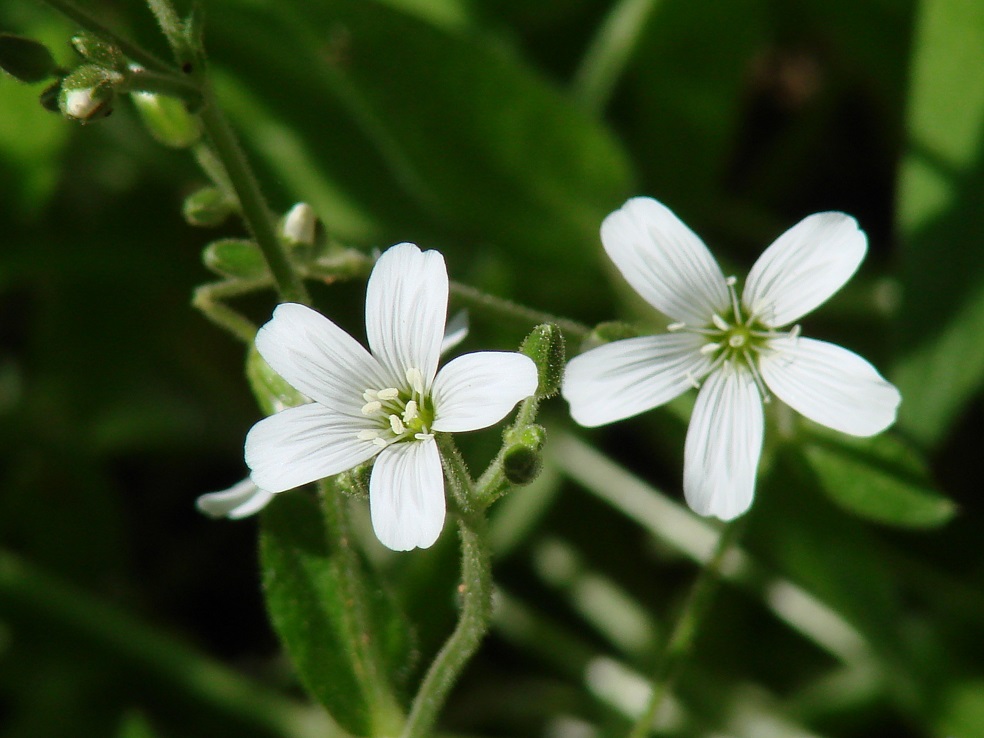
[
  {"xmin": 183, "ymin": 186, "xmax": 234, "ymax": 227},
  {"xmin": 502, "ymin": 424, "xmax": 547, "ymax": 486},
  {"xmin": 203, "ymin": 239, "xmax": 268, "ymax": 279},
  {"xmin": 59, "ymin": 65, "xmax": 116, "ymax": 122},
  {"xmin": 280, "ymin": 203, "xmax": 318, "ymax": 247},
  {"xmin": 0, "ymin": 33, "xmax": 58, "ymax": 83},
  {"xmin": 520, "ymin": 323, "xmax": 565, "ymax": 399},
  {"xmin": 131, "ymin": 91, "xmax": 200, "ymax": 148},
  {"xmin": 71, "ymin": 32, "xmax": 125, "ymax": 71}
]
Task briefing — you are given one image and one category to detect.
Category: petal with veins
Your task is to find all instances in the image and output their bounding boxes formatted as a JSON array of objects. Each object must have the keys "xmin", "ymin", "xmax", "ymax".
[
  {"xmin": 431, "ymin": 352, "xmax": 538, "ymax": 432},
  {"xmin": 370, "ymin": 439, "xmax": 445, "ymax": 551},
  {"xmin": 601, "ymin": 197, "xmax": 729, "ymax": 326},
  {"xmin": 743, "ymin": 212, "xmax": 866, "ymax": 327},
  {"xmin": 760, "ymin": 336, "xmax": 901, "ymax": 436},
  {"xmin": 684, "ymin": 367, "xmax": 764, "ymax": 521},
  {"xmin": 563, "ymin": 333, "xmax": 713, "ymax": 427}
]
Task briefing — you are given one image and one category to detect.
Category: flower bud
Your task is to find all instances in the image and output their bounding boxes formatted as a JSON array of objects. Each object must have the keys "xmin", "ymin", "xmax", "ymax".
[
  {"xmin": 520, "ymin": 323, "xmax": 565, "ymax": 399},
  {"xmin": 580, "ymin": 321, "xmax": 639, "ymax": 350},
  {"xmin": 131, "ymin": 91, "xmax": 200, "ymax": 148},
  {"xmin": 183, "ymin": 186, "xmax": 234, "ymax": 227},
  {"xmin": 502, "ymin": 424, "xmax": 547, "ymax": 486},
  {"xmin": 70, "ymin": 32, "xmax": 125, "ymax": 71},
  {"xmin": 59, "ymin": 65, "xmax": 115, "ymax": 122},
  {"xmin": 280, "ymin": 203, "xmax": 318, "ymax": 247},
  {"xmin": 0, "ymin": 33, "xmax": 58, "ymax": 83},
  {"xmin": 202, "ymin": 239, "xmax": 268, "ymax": 280}
]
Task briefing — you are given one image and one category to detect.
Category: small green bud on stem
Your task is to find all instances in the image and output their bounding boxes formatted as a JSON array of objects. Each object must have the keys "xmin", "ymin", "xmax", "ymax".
[
  {"xmin": 502, "ymin": 424, "xmax": 547, "ymax": 486},
  {"xmin": 183, "ymin": 186, "xmax": 234, "ymax": 227},
  {"xmin": 59, "ymin": 64, "xmax": 117, "ymax": 122},
  {"xmin": 131, "ymin": 91, "xmax": 201, "ymax": 148},
  {"xmin": 203, "ymin": 239, "xmax": 269, "ymax": 280},
  {"xmin": 520, "ymin": 323, "xmax": 565, "ymax": 399}
]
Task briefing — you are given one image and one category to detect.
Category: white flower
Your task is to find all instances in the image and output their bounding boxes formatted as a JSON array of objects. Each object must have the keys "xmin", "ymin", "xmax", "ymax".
[
  {"xmin": 562, "ymin": 197, "xmax": 901, "ymax": 520},
  {"xmin": 196, "ymin": 478, "xmax": 273, "ymax": 520},
  {"xmin": 245, "ymin": 243, "xmax": 538, "ymax": 551}
]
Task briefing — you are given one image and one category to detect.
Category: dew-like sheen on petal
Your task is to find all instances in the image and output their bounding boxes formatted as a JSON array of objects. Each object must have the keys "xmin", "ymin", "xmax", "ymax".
[
  {"xmin": 255, "ymin": 303, "xmax": 387, "ymax": 413},
  {"xmin": 431, "ymin": 352, "xmax": 538, "ymax": 433},
  {"xmin": 245, "ymin": 404, "xmax": 380, "ymax": 493},
  {"xmin": 563, "ymin": 333, "xmax": 713, "ymax": 427},
  {"xmin": 743, "ymin": 212, "xmax": 866, "ymax": 327},
  {"xmin": 369, "ymin": 439, "xmax": 445, "ymax": 551},
  {"xmin": 366, "ymin": 243, "xmax": 448, "ymax": 388},
  {"xmin": 683, "ymin": 367, "xmax": 763, "ymax": 521},
  {"xmin": 601, "ymin": 197, "xmax": 729, "ymax": 326},
  {"xmin": 760, "ymin": 336, "xmax": 901, "ymax": 436}
]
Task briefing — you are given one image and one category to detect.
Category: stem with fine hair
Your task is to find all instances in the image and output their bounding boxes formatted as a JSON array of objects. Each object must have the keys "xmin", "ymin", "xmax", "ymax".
[
  {"xmin": 400, "ymin": 511, "xmax": 492, "ymax": 738},
  {"xmin": 627, "ymin": 519, "xmax": 744, "ymax": 738},
  {"xmin": 450, "ymin": 281, "xmax": 589, "ymax": 340}
]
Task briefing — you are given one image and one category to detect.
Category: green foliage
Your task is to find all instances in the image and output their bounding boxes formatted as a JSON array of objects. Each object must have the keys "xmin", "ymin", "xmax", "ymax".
[
  {"xmin": 0, "ymin": 33, "xmax": 57, "ymax": 83},
  {"xmin": 203, "ymin": 238, "xmax": 267, "ymax": 280}
]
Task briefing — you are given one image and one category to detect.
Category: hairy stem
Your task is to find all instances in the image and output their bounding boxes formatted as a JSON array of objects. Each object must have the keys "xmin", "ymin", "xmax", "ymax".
[
  {"xmin": 627, "ymin": 519, "xmax": 743, "ymax": 738},
  {"xmin": 450, "ymin": 281, "xmax": 589, "ymax": 339},
  {"xmin": 400, "ymin": 512, "xmax": 492, "ymax": 738}
]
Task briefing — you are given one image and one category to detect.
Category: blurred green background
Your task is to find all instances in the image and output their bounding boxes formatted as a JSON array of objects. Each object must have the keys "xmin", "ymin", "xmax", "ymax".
[{"xmin": 2, "ymin": 0, "xmax": 983, "ymax": 736}]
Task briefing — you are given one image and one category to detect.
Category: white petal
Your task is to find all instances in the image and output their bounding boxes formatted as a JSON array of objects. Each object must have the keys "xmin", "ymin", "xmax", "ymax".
[
  {"xmin": 743, "ymin": 212, "xmax": 866, "ymax": 327},
  {"xmin": 196, "ymin": 478, "xmax": 274, "ymax": 519},
  {"xmin": 245, "ymin": 404, "xmax": 379, "ymax": 493},
  {"xmin": 369, "ymin": 439, "xmax": 446, "ymax": 551},
  {"xmin": 366, "ymin": 243, "xmax": 449, "ymax": 388},
  {"xmin": 255, "ymin": 303, "xmax": 387, "ymax": 413},
  {"xmin": 760, "ymin": 336, "xmax": 901, "ymax": 436},
  {"xmin": 440, "ymin": 310, "xmax": 469, "ymax": 355},
  {"xmin": 684, "ymin": 367, "xmax": 764, "ymax": 521},
  {"xmin": 430, "ymin": 352, "xmax": 538, "ymax": 432},
  {"xmin": 562, "ymin": 333, "xmax": 712, "ymax": 427},
  {"xmin": 600, "ymin": 197, "xmax": 729, "ymax": 325}
]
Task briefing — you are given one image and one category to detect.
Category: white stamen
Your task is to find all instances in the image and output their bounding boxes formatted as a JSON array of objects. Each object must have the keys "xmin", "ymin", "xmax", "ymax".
[
  {"xmin": 725, "ymin": 275, "xmax": 744, "ymax": 326},
  {"xmin": 357, "ymin": 429, "xmax": 379, "ymax": 441},
  {"xmin": 667, "ymin": 322, "xmax": 686, "ymax": 332},
  {"xmin": 403, "ymin": 400, "xmax": 418, "ymax": 423},
  {"xmin": 685, "ymin": 371, "xmax": 702, "ymax": 389},
  {"xmin": 389, "ymin": 415, "xmax": 406, "ymax": 435},
  {"xmin": 414, "ymin": 432, "xmax": 433, "ymax": 441},
  {"xmin": 729, "ymin": 334, "xmax": 746, "ymax": 348},
  {"xmin": 406, "ymin": 367, "xmax": 424, "ymax": 394},
  {"xmin": 362, "ymin": 390, "xmax": 378, "ymax": 402},
  {"xmin": 741, "ymin": 352, "xmax": 771, "ymax": 403},
  {"xmin": 373, "ymin": 437, "xmax": 388, "ymax": 447},
  {"xmin": 700, "ymin": 342, "xmax": 721, "ymax": 355},
  {"xmin": 725, "ymin": 275, "xmax": 737, "ymax": 286},
  {"xmin": 377, "ymin": 387, "xmax": 399, "ymax": 401},
  {"xmin": 712, "ymin": 314, "xmax": 730, "ymax": 331},
  {"xmin": 788, "ymin": 324, "xmax": 801, "ymax": 340},
  {"xmin": 361, "ymin": 401, "xmax": 382, "ymax": 415}
]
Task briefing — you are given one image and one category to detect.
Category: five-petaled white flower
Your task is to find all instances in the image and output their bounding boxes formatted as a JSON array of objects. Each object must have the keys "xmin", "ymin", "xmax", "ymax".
[
  {"xmin": 245, "ymin": 243, "xmax": 538, "ymax": 551},
  {"xmin": 562, "ymin": 197, "xmax": 901, "ymax": 520}
]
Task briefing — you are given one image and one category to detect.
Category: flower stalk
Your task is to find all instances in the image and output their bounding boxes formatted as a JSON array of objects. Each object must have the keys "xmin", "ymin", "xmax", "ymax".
[{"xmin": 627, "ymin": 519, "xmax": 743, "ymax": 738}]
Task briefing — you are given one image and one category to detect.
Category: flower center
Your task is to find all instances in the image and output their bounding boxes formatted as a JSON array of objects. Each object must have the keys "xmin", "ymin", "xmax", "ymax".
[
  {"xmin": 357, "ymin": 367, "xmax": 436, "ymax": 447},
  {"xmin": 669, "ymin": 276, "xmax": 800, "ymax": 400}
]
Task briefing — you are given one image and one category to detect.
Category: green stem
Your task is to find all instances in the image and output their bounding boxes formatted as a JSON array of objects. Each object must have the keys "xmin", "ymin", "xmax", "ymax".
[
  {"xmin": 449, "ymin": 281, "xmax": 589, "ymax": 340},
  {"xmin": 192, "ymin": 278, "xmax": 268, "ymax": 343},
  {"xmin": 475, "ymin": 394, "xmax": 539, "ymax": 506},
  {"xmin": 572, "ymin": 0, "xmax": 664, "ymax": 114},
  {"xmin": 436, "ymin": 433, "xmax": 475, "ymax": 514},
  {"xmin": 36, "ymin": 0, "xmax": 176, "ymax": 74},
  {"xmin": 145, "ymin": 0, "xmax": 188, "ymax": 61},
  {"xmin": 626, "ymin": 519, "xmax": 743, "ymax": 738},
  {"xmin": 401, "ymin": 512, "xmax": 492, "ymax": 738},
  {"xmin": 193, "ymin": 142, "xmax": 236, "ymax": 201},
  {"xmin": 196, "ymin": 83, "xmax": 310, "ymax": 305},
  {"xmin": 320, "ymin": 483, "xmax": 404, "ymax": 737}
]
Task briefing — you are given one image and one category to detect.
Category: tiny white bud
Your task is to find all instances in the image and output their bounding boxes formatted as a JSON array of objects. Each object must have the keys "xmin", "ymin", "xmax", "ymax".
[{"xmin": 281, "ymin": 203, "xmax": 317, "ymax": 246}]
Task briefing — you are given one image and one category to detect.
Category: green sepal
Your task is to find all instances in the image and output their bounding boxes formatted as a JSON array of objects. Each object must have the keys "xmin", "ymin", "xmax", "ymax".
[
  {"xmin": 0, "ymin": 34, "xmax": 58, "ymax": 83},
  {"xmin": 183, "ymin": 186, "xmax": 234, "ymax": 227},
  {"xmin": 520, "ymin": 323, "xmax": 565, "ymax": 399},
  {"xmin": 335, "ymin": 462, "xmax": 371, "ymax": 501},
  {"xmin": 584, "ymin": 320, "xmax": 639, "ymax": 346},
  {"xmin": 502, "ymin": 424, "xmax": 546, "ymax": 486},
  {"xmin": 59, "ymin": 65, "xmax": 116, "ymax": 122},
  {"xmin": 800, "ymin": 430, "xmax": 957, "ymax": 529},
  {"xmin": 260, "ymin": 492, "xmax": 414, "ymax": 735},
  {"xmin": 131, "ymin": 92, "xmax": 201, "ymax": 148},
  {"xmin": 39, "ymin": 79, "xmax": 63, "ymax": 113},
  {"xmin": 202, "ymin": 238, "xmax": 268, "ymax": 280},
  {"xmin": 245, "ymin": 346, "xmax": 305, "ymax": 416},
  {"xmin": 71, "ymin": 32, "xmax": 125, "ymax": 71}
]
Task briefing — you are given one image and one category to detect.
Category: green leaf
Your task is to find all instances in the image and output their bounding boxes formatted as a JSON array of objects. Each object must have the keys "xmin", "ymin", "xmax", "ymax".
[
  {"xmin": 801, "ymin": 432, "xmax": 956, "ymax": 529},
  {"xmin": 260, "ymin": 492, "xmax": 413, "ymax": 735},
  {"xmin": 893, "ymin": 0, "xmax": 984, "ymax": 446},
  {"xmin": 0, "ymin": 33, "xmax": 57, "ymax": 83}
]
